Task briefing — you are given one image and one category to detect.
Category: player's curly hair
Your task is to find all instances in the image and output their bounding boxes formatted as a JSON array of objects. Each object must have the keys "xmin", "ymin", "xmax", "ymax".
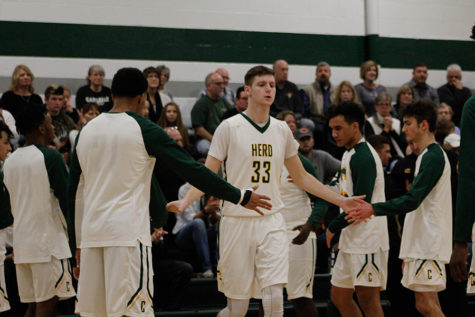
[
  {"xmin": 326, "ymin": 102, "xmax": 366, "ymax": 133},
  {"xmin": 16, "ymin": 103, "xmax": 46, "ymax": 136},
  {"xmin": 402, "ymin": 99, "xmax": 437, "ymax": 133},
  {"xmin": 0, "ymin": 121, "xmax": 13, "ymax": 139},
  {"xmin": 111, "ymin": 68, "xmax": 148, "ymax": 98}
]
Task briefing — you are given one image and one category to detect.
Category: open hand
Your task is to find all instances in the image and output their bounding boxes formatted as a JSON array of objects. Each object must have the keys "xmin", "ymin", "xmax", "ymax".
[
  {"xmin": 344, "ymin": 198, "xmax": 374, "ymax": 224},
  {"xmin": 166, "ymin": 200, "xmax": 187, "ymax": 213},
  {"xmin": 292, "ymin": 222, "xmax": 313, "ymax": 245},
  {"xmin": 243, "ymin": 185, "xmax": 272, "ymax": 216}
]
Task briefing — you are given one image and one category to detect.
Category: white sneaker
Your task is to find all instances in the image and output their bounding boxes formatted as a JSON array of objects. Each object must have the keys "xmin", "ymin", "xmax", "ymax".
[{"xmin": 201, "ymin": 269, "xmax": 213, "ymax": 278}]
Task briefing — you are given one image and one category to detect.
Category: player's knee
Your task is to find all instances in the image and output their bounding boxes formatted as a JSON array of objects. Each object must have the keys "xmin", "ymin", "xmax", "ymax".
[
  {"xmin": 262, "ymin": 284, "xmax": 284, "ymax": 317},
  {"xmin": 191, "ymin": 218, "xmax": 206, "ymax": 232},
  {"xmin": 227, "ymin": 298, "xmax": 249, "ymax": 317},
  {"xmin": 330, "ymin": 288, "xmax": 347, "ymax": 307},
  {"xmin": 415, "ymin": 297, "xmax": 436, "ymax": 316}
]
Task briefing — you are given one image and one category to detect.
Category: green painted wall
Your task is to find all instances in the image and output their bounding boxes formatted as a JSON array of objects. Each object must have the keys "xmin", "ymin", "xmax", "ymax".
[{"xmin": 1, "ymin": 21, "xmax": 474, "ymax": 70}]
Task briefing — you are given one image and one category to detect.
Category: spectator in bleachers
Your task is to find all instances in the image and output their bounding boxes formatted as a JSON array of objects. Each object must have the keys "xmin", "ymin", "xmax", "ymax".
[
  {"xmin": 438, "ymin": 64, "xmax": 472, "ymax": 126},
  {"xmin": 199, "ymin": 68, "xmax": 235, "ymax": 107},
  {"xmin": 393, "ymin": 84, "xmax": 414, "ymax": 119},
  {"xmin": 158, "ymin": 102, "xmax": 190, "ymax": 147},
  {"xmin": 276, "ymin": 110, "xmax": 298, "ymax": 135},
  {"xmin": 222, "ymin": 86, "xmax": 248, "ymax": 120},
  {"xmin": 355, "ymin": 60, "xmax": 387, "ymax": 116},
  {"xmin": 0, "ymin": 65, "xmax": 43, "ymax": 124},
  {"xmin": 301, "ymin": 62, "xmax": 336, "ymax": 131},
  {"xmin": 75, "ymin": 65, "xmax": 113, "ymax": 112},
  {"xmin": 174, "ymin": 188, "xmax": 220, "ymax": 278},
  {"xmin": 334, "ymin": 80, "xmax": 359, "ymax": 105},
  {"xmin": 69, "ymin": 102, "xmax": 99, "ymax": 149},
  {"xmin": 437, "ymin": 103, "xmax": 460, "ymax": 135},
  {"xmin": 62, "ymin": 86, "xmax": 79, "ymax": 124},
  {"xmin": 270, "ymin": 60, "xmax": 304, "ymax": 118},
  {"xmin": 365, "ymin": 92, "xmax": 406, "ymax": 161},
  {"xmin": 45, "ymin": 85, "xmax": 75, "ymax": 141},
  {"xmin": 143, "ymin": 66, "xmax": 164, "ymax": 123},
  {"xmin": 157, "ymin": 65, "xmax": 173, "ymax": 100},
  {"xmin": 405, "ymin": 63, "xmax": 439, "ymax": 104},
  {"xmin": 191, "ymin": 72, "xmax": 232, "ymax": 156}
]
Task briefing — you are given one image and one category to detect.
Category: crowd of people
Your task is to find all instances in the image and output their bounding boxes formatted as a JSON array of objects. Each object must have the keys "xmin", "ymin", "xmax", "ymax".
[{"xmin": 0, "ymin": 38, "xmax": 473, "ymax": 317}]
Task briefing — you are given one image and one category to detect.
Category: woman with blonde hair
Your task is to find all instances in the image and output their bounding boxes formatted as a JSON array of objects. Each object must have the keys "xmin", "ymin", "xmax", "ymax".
[
  {"xmin": 0, "ymin": 65, "xmax": 43, "ymax": 122},
  {"xmin": 334, "ymin": 81, "xmax": 359, "ymax": 105},
  {"xmin": 355, "ymin": 60, "xmax": 387, "ymax": 116},
  {"xmin": 157, "ymin": 102, "xmax": 189, "ymax": 147}
]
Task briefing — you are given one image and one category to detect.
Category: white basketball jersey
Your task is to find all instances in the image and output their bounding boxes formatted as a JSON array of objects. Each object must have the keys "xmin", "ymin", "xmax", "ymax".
[{"xmin": 209, "ymin": 113, "xmax": 298, "ymax": 217}]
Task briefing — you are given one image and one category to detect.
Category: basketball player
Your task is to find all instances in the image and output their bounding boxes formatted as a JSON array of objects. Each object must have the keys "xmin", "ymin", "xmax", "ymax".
[
  {"xmin": 324, "ymin": 102, "xmax": 388, "ymax": 317},
  {"xmin": 68, "ymin": 68, "xmax": 271, "ymax": 317},
  {"xmin": 3, "ymin": 105, "xmax": 75, "ymax": 317},
  {"xmin": 168, "ymin": 66, "xmax": 359, "ymax": 317},
  {"xmin": 0, "ymin": 121, "xmax": 13, "ymax": 313},
  {"xmin": 348, "ymin": 100, "xmax": 451, "ymax": 317}
]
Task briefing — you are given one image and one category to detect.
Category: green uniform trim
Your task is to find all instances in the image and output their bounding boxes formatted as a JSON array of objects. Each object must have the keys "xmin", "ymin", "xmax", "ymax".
[
  {"xmin": 54, "ymin": 259, "xmax": 65, "ymax": 289},
  {"xmin": 127, "ymin": 242, "xmax": 144, "ymax": 308},
  {"xmin": 240, "ymin": 113, "xmax": 271, "ymax": 134},
  {"xmin": 371, "ymin": 254, "xmax": 380, "ymax": 272},
  {"xmin": 35, "ymin": 144, "xmax": 69, "ymax": 220},
  {"xmin": 357, "ymin": 255, "xmax": 369, "ymax": 279},
  {"xmin": 0, "ymin": 284, "xmax": 9, "ymax": 301},
  {"xmin": 130, "ymin": 112, "xmax": 241, "ymax": 203},
  {"xmin": 146, "ymin": 247, "xmax": 153, "ymax": 306},
  {"xmin": 415, "ymin": 260, "xmax": 427, "ymax": 276},
  {"xmin": 297, "ymin": 154, "xmax": 328, "ymax": 230},
  {"xmin": 149, "ymin": 175, "xmax": 167, "ymax": 229},
  {"xmin": 373, "ymin": 143, "xmax": 444, "ymax": 217},
  {"xmin": 0, "ymin": 171, "xmax": 13, "ymax": 230},
  {"xmin": 328, "ymin": 142, "xmax": 376, "ymax": 232},
  {"xmin": 455, "ymin": 95, "xmax": 475, "ymax": 242}
]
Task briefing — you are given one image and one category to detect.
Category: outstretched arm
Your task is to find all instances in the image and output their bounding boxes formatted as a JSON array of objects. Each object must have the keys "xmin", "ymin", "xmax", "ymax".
[{"xmin": 285, "ymin": 155, "xmax": 360, "ymax": 212}]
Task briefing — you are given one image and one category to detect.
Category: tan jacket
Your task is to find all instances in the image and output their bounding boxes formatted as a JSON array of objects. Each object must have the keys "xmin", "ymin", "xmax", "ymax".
[{"xmin": 302, "ymin": 81, "xmax": 336, "ymax": 124}]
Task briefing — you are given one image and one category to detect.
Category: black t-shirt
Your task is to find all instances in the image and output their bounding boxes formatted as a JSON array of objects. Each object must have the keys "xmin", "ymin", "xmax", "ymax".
[
  {"xmin": 75, "ymin": 85, "xmax": 113, "ymax": 112},
  {"xmin": 0, "ymin": 90, "xmax": 43, "ymax": 122}
]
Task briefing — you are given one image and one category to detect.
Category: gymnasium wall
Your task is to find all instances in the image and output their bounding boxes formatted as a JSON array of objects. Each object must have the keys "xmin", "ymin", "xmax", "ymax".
[{"xmin": 0, "ymin": 0, "xmax": 474, "ymax": 103}]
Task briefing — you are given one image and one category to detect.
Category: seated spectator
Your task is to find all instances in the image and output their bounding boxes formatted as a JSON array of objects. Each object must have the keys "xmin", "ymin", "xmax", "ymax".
[
  {"xmin": 301, "ymin": 61, "xmax": 336, "ymax": 130},
  {"xmin": 437, "ymin": 63, "xmax": 472, "ymax": 126},
  {"xmin": 69, "ymin": 103, "xmax": 100, "ymax": 149},
  {"xmin": 173, "ymin": 189, "xmax": 220, "ymax": 278},
  {"xmin": 276, "ymin": 110, "xmax": 298, "ymax": 135},
  {"xmin": 157, "ymin": 65, "xmax": 174, "ymax": 101},
  {"xmin": 334, "ymin": 80, "xmax": 359, "ymax": 105},
  {"xmin": 0, "ymin": 65, "xmax": 43, "ymax": 124},
  {"xmin": 405, "ymin": 63, "xmax": 439, "ymax": 104},
  {"xmin": 222, "ymin": 86, "xmax": 248, "ymax": 120},
  {"xmin": 158, "ymin": 102, "xmax": 190, "ymax": 147},
  {"xmin": 296, "ymin": 127, "xmax": 340, "ymax": 183},
  {"xmin": 270, "ymin": 60, "xmax": 304, "ymax": 118},
  {"xmin": 143, "ymin": 66, "xmax": 164, "ymax": 123},
  {"xmin": 365, "ymin": 92, "xmax": 406, "ymax": 160},
  {"xmin": 75, "ymin": 65, "xmax": 113, "ymax": 112},
  {"xmin": 191, "ymin": 72, "xmax": 232, "ymax": 156},
  {"xmin": 45, "ymin": 85, "xmax": 76, "ymax": 141},
  {"xmin": 151, "ymin": 227, "xmax": 193, "ymax": 310},
  {"xmin": 355, "ymin": 60, "xmax": 386, "ymax": 116},
  {"xmin": 393, "ymin": 84, "xmax": 414, "ymax": 119},
  {"xmin": 62, "ymin": 86, "xmax": 79, "ymax": 124},
  {"xmin": 437, "ymin": 103, "xmax": 460, "ymax": 135},
  {"xmin": 199, "ymin": 68, "xmax": 235, "ymax": 106}
]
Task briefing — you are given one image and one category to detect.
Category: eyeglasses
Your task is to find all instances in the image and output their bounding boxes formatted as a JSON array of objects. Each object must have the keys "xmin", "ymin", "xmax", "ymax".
[{"xmin": 213, "ymin": 81, "xmax": 225, "ymax": 86}]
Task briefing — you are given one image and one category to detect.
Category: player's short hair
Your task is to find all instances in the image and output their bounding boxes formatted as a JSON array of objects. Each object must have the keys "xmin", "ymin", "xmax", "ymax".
[
  {"xmin": 16, "ymin": 103, "xmax": 46, "ymax": 136},
  {"xmin": 367, "ymin": 135, "xmax": 390, "ymax": 152},
  {"xmin": 236, "ymin": 86, "xmax": 245, "ymax": 100},
  {"xmin": 111, "ymin": 68, "xmax": 148, "ymax": 98},
  {"xmin": 0, "ymin": 121, "xmax": 13, "ymax": 139},
  {"xmin": 402, "ymin": 99, "xmax": 437, "ymax": 133},
  {"xmin": 326, "ymin": 102, "xmax": 365, "ymax": 133},
  {"xmin": 244, "ymin": 66, "xmax": 274, "ymax": 86},
  {"xmin": 44, "ymin": 84, "xmax": 64, "ymax": 100}
]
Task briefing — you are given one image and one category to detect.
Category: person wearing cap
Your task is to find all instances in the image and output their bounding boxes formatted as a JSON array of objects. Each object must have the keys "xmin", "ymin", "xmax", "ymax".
[{"xmin": 296, "ymin": 127, "xmax": 340, "ymax": 183}]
